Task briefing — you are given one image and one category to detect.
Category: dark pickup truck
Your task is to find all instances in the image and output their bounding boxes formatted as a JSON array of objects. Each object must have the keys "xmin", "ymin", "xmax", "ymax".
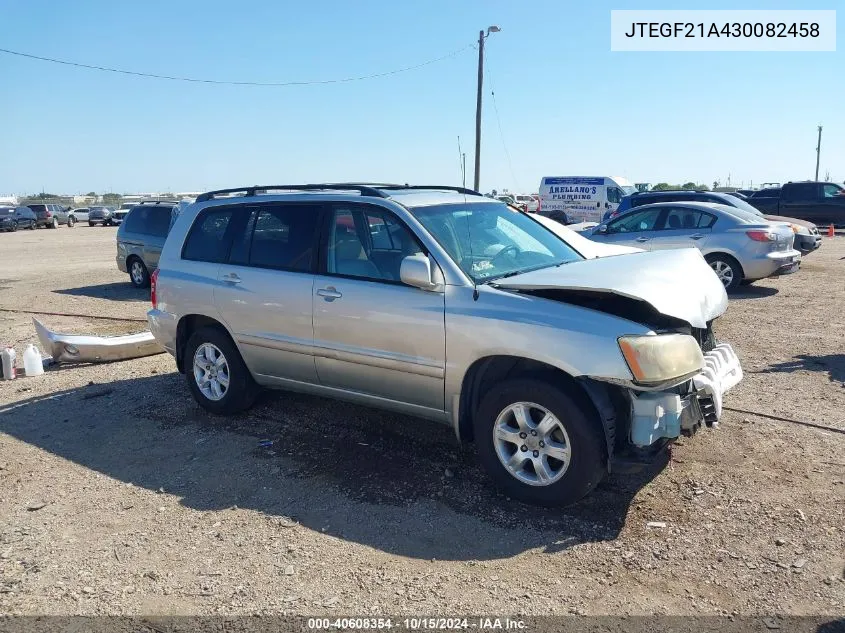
[{"xmin": 748, "ymin": 182, "xmax": 845, "ymax": 227}]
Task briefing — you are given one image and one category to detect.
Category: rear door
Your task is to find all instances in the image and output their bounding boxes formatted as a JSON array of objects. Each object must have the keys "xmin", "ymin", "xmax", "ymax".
[
  {"xmin": 213, "ymin": 202, "xmax": 322, "ymax": 383},
  {"xmin": 779, "ymin": 183, "xmax": 819, "ymax": 223},
  {"xmin": 646, "ymin": 206, "xmax": 716, "ymax": 251},
  {"xmin": 818, "ymin": 183, "xmax": 845, "ymax": 226},
  {"xmin": 597, "ymin": 207, "xmax": 664, "ymax": 249}
]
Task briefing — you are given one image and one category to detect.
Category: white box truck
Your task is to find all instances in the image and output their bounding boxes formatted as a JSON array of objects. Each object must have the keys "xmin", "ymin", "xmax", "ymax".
[{"xmin": 538, "ymin": 176, "xmax": 637, "ymax": 224}]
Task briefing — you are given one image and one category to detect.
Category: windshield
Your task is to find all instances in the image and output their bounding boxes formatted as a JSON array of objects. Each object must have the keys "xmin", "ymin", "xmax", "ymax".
[{"xmin": 409, "ymin": 202, "xmax": 583, "ymax": 282}]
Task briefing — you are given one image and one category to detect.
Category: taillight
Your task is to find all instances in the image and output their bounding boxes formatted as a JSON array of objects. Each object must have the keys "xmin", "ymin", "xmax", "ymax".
[
  {"xmin": 150, "ymin": 268, "xmax": 159, "ymax": 308},
  {"xmin": 45, "ymin": 210, "xmax": 52, "ymax": 217},
  {"xmin": 746, "ymin": 230, "xmax": 776, "ymax": 242}
]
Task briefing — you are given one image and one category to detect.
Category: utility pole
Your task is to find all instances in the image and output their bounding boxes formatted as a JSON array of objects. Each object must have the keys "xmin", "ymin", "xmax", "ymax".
[
  {"xmin": 815, "ymin": 125, "xmax": 823, "ymax": 181},
  {"xmin": 474, "ymin": 26, "xmax": 500, "ymax": 192}
]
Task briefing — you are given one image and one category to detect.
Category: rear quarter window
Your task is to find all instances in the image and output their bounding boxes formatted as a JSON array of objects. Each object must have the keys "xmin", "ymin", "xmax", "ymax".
[{"xmin": 182, "ymin": 208, "xmax": 235, "ymax": 263}]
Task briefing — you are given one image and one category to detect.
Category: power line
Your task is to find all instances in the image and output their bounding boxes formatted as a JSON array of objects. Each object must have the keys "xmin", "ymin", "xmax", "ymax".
[
  {"xmin": 489, "ymin": 89, "xmax": 521, "ymax": 192},
  {"xmin": 0, "ymin": 43, "xmax": 474, "ymax": 87}
]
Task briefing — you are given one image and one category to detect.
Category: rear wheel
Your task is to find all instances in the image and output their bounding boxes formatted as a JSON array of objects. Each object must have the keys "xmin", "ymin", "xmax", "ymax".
[
  {"xmin": 184, "ymin": 326, "xmax": 259, "ymax": 415},
  {"xmin": 705, "ymin": 254, "xmax": 742, "ymax": 290},
  {"xmin": 11, "ymin": 221, "xmax": 17, "ymax": 232},
  {"xmin": 473, "ymin": 378, "xmax": 606, "ymax": 506},
  {"xmin": 67, "ymin": 216, "xmax": 75, "ymax": 228},
  {"xmin": 29, "ymin": 221, "xmax": 35, "ymax": 230},
  {"xmin": 50, "ymin": 217, "xmax": 58, "ymax": 229},
  {"xmin": 128, "ymin": 258, "xmax": 150, "ymax": 289}
]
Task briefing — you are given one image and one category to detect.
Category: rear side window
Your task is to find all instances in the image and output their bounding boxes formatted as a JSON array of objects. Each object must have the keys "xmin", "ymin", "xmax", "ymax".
[
  {"xmin": 663, "ymin": 208, "xmax": 716, "ymax": 230},
  {"xmin": 27, "ymin": 205, "xmax": 46, "ymax": 214},
  {"xmin": 782, "ymin": 183, "xmax": 817, "ymax": 202},
  {"xmin": 124, "ymin": 206, "xmax": 174, "ymax": 236},
  {"xmin": 182, "ymin": 209, "xmax": 234, "ymax": 263},
  {"xmin": 247, "ymin": 205, "xmax": 320, "ymax": 271}
]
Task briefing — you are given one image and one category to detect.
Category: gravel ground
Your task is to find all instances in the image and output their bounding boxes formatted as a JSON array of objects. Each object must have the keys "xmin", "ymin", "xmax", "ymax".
[{"xmin": 0, "ymin": 226, "xmax": 843, "ymax": 616}]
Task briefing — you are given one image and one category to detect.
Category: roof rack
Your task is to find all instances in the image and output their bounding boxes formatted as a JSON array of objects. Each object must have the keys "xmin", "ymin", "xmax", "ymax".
[
  {"xmin": 135, "ymin": 199, "xmax": 178, "ymax": 205},
  {"xmin": 195, "ymin": 184, "xmax": 390, "ymax": 203},
  {"xmin": 195, "ymin": 183, "xmax": 485, "ymax": 203},
  {"xmin": 373, "ymin": 184, "xmax": 483, "ymax": 196}
]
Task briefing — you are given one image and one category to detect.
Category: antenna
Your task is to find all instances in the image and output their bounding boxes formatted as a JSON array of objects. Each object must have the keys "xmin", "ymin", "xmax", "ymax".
[{"xmin": 815, "ymin": 125, "xmax": 823, "ymax": 181}]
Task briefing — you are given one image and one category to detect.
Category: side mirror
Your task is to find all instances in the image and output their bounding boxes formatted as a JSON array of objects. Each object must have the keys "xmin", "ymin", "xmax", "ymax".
[
  {"xmin": 400, "ymin": 254, "xmax": 440, "ymax": 291},
  {"xmin": 595, "ymin": 224, "xmax": 608, "ymax": 234}
]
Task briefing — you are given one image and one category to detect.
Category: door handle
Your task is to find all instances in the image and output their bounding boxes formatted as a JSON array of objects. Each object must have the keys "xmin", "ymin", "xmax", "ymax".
[
  {"xmin": 317, "ymin": 286, "xmax": 343, "ymax": 301},
  {"xmin": 221, "ymin": 273, "xmax": 242, "ymax": 284},
  {"xmin": 635, "ymin": 237, "xmax": 650, "ymax": 243},
  {"xmin": 689, "ymin": 233, "xmax": 705, "ymax": 240}
]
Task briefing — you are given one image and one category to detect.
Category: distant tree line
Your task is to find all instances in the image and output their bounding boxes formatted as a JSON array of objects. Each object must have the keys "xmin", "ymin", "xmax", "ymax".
[{"xmin": 651, "ymin": 182, "xmax": 711, "ymax": 191}]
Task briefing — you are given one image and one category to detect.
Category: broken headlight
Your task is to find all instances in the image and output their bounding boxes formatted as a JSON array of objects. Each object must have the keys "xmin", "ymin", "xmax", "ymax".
[{"xmin": 618, "ymin": 334, "xmax": 704, "ymax": 385}]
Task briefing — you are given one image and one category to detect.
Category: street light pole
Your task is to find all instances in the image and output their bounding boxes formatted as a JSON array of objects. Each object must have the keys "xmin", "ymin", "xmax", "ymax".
[{"xmin": 474, "ymin": 26, "xmax": 500, "ymax": 192}]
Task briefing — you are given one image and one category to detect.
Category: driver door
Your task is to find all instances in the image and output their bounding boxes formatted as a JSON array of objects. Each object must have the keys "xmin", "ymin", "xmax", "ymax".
[{"xmin": 311, "ymin": 203, "xmax": 446, "ymax": 413}]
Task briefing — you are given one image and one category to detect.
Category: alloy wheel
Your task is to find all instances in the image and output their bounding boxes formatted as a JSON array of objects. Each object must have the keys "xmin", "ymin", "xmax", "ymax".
[
  {"xmin": 193, "ymin": 343, "xmax": 230, "ymax": 401},
  {"xmin": 493, "ymin": 401, "xmax": 572, "ymax": 486},
  {"xmin": 710, "ymin": 260, "xmax": 734, "ymax": 287}
]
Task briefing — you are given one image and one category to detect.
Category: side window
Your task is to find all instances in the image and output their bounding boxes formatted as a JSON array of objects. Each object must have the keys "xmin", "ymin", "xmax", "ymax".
[
  {"xmin": 247, "ymin": 204, "xmax": 320, "ymax": 271},
  {"xmin": 782, "ymin": 183, "xmax": 817, "ymax": 202},
  {"xmin": 182, "ymin": 208, "xmax": 234, "ymax": 263},
  {"xmin": 147, "ymin": 207, "xmax": 173, "ymax": 237},
  {"xmin": 606, "ymin": 187, "xmax": 621, "ymax": 204},
  {"xmin": 823, "ymin": 184, "xmax": 844, "ymax": 198},
  {"xmin": 662, "ymin": 208, "xmax": 716, "ymax": 230},
  {"xmin": 607, "ymin": 209, "xmax": 661, "ymax": 234},
  {"xmin": 122, "ymin": 208, "xmax": 145, "ymax": 233},
  {"xmin": 326, "ymin": 206, "xmax": 423, "ymax": 282}
]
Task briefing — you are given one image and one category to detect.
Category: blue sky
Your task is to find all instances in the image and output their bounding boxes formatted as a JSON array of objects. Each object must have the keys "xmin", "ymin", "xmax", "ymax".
[{"xmin": 0, "ymin": 0, "xmax": 841, "ymax": 195}]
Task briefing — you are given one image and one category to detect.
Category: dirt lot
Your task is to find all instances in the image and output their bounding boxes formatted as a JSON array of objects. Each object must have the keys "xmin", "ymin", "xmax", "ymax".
[{"xmin": 0, "ymin": 226, "xmax": 843, "ymax": 617}]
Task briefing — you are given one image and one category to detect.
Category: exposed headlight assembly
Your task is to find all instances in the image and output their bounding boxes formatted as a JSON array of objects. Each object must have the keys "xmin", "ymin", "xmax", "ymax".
[{"xmin": 618, "ymin": 334, "xmax": 704, "ymax": 385}]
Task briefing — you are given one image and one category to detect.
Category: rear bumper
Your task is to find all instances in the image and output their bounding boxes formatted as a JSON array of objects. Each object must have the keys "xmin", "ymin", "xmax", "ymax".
[
  {"xmin": 743, "ymin": 249, "xmax": 801, "ymax": 281},
  {"xmin": 630, "ymin": 343, "xmax": 743, "ymax": 447}
]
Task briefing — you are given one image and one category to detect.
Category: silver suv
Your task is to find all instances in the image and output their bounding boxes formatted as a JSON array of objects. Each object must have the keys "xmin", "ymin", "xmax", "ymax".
[
  {"xmin": 148, "ymin": 184, "xmax": 743, "ymax": 505},
  {"xmin": 116, "ymin": 201, "xmax": 178, "ymax": 288}
]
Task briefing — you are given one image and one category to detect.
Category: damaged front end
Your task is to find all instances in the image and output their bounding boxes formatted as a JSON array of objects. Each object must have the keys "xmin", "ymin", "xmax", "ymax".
[
  {"xmin": 492, "ymin": 248, "xmax": 744, "ymax": 456},
  {"xmin": 33, "ymin": 317, "xmax": 165, "ymax": 363}
]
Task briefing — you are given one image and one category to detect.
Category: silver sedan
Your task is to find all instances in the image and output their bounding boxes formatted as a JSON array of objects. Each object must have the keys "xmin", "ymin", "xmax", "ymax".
[{"xmin": 588, "ymin": 201, "xmax": 800, "ymax": 289}]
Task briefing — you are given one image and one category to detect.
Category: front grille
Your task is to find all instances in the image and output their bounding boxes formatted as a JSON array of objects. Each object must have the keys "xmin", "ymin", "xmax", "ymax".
[{"xmin": 692, "ymin": 323, "xmax": 716, "ymax": 353}]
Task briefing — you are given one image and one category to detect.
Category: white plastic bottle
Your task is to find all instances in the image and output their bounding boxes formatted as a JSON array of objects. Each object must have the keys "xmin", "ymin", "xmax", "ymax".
[
  {"xmin": 1, "ymin": 347, "xmax": 16, "ymax": 380},
  {"xmin": 23, "ymin": 344, "xmax": 44, "ymax": 377}
]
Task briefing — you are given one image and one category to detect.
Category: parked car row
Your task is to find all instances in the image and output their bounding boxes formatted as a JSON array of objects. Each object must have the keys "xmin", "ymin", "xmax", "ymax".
[{"xmin": 123, "ymin": 183, "xmax": 745, "ymax": 507}]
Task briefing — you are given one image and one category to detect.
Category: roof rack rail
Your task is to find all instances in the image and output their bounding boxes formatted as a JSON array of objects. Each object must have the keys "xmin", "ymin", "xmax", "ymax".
[
  {"xmin": 372, "ymin": 184, "xmax": 483, "ymax": 196},
  {"xmin": 195, "ymin": 184, "xmax": 391, "ymax": 203},
  {"xmin": 135, "ymin": 199, "xmax": 178, "ymax": 205}
]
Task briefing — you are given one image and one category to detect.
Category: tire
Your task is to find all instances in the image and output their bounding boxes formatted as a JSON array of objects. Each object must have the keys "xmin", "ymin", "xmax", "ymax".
[
  {"xmin": 184, "ymin": 326, "xmax": 259, "ymax": 415},
  {"xmin": 127, "ymin": 258, "xmax": 150, "ymax": 289},
  {"xmin": 67, "ymin": 216, "xmax": 75, "ymax": 228},
  {"xmin": 473, "ymin": 378, "xmax": 606, "ymax": 506},
  {"xmin": 705, "ymin": 253, "xmax": 742, "ymax": 291},
  {"xmin": 549, "ymin": 211, "xmax": 570, "ymax": 225},
  {"xmin": 11, "ymin": 221, "xmax": 17, "ymax": 232},
  {"xmin": 50, "ymin": 217, "xmax": 58, "ymax": 229},
  {"xmin": 29, "ymin": 221, "xmax": 35, "ymax": 230},
  {"xmin": 89, "ymin": 221, "xmax": 97, "ymax": 227}
]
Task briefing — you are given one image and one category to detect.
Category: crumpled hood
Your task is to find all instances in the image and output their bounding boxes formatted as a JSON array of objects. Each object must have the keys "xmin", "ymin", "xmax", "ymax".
[{"xmin": 493, "ymin": 248, "xmax": 727, "ymax": 328}]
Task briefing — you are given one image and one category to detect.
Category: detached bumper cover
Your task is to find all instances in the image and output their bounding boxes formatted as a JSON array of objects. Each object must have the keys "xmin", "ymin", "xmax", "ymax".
[
  {"xmin": 693, "ymin": 343, "xmax": 743, "ymax": 424},
  {"xmin": 33, "ymin": 317, "xmax": 164, "ymax": 363}
]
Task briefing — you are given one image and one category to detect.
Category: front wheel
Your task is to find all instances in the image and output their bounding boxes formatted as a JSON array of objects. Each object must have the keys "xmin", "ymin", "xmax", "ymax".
[
  {"xmin": 29, "ymin": 221, "xmax": 36, "ymax": 230},
  {"xmin": 67, "ymin": 216, "xmax": 75, "ymax": 228},
  {"xmin": 184, "ymin": 326, "xmax": 259, "ymax": 415},
  {"xmin": 128, "ymin": 258, "xmax": 150, "ymax": 288},
  {"xmin": 473, "ymin": 378, "xmax": 606, "ymax": 506},
  {"xmin": 11, "ymin": 221, "xmax": 18, "ymax": 232},
  {"xmin": 705, "ymin": 254, "xmax": 743, "ymax": 291},
  {"xmin": 88, "ymin": 221, "xmax": 97, "ymax": 227}
]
